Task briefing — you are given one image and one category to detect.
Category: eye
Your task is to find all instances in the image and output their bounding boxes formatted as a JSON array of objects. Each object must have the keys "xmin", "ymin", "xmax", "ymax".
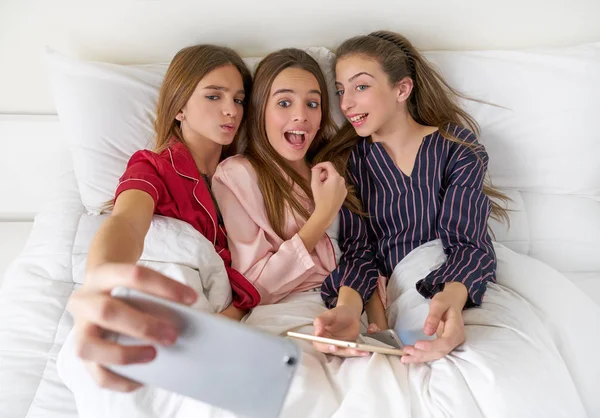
[
  {"xmin": 335, "ymin": 89, "xmax": 345, "ymax": 96},
  {"xmin": 356, "ymin": 85, "xmax": 369, "ymax": 91},
  {"xmin": 307, "ymin": 101, "xmax": 320, "ymax": 109},
  {"xmin": 278, "ymin": 100, "xmax": 291, "ymax": 108},
  {"xmin": 206, "ymin": 95, "xmax": 220, "ymax": 100},
  {"xmin": 234, "ymin": 98, "xmax": 245, "ymax": 105}
]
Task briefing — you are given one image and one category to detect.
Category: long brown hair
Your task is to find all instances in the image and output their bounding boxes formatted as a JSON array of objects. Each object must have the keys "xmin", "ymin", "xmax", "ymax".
[
  {"xmin": 244, "ymin": 48, "xmax": 361, "ymax": 239},
  {"xmin": 154, "ymin": 44, "xmax": 252, "ymax": 157},
  {"xmin": 103, "ymin": 45, "xmax": 251, "ymax": 213},
  {"xmin": 316, "ymin": 31, "xmax": 510, "ymax": 224}
]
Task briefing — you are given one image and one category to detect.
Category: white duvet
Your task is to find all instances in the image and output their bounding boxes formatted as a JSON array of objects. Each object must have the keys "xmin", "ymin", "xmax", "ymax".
[{"xmin": 56, "ymin": 216, "xmax": 600, "ymax": 418}]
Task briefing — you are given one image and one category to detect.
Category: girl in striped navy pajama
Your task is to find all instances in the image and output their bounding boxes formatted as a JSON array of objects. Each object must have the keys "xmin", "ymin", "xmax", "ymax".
[{"xmin": 311, "ymin": 31, "xmax": 509, "ymax": 363}]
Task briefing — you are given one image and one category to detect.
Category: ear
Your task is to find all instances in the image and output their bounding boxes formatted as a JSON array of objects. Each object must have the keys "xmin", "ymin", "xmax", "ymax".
[
  {"xmin": 394, "ymin": 76, "xmax": 414, "ymax": 103},
  {"xmin": 175, "ymin": 110, "xmax": 185, "ymax": 122}
]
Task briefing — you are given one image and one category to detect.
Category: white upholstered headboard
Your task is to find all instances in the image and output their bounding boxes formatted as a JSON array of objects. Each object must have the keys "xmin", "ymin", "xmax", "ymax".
[{"xmin": 1, "ymin": 0, "xmax": 599, "ymax": 220}]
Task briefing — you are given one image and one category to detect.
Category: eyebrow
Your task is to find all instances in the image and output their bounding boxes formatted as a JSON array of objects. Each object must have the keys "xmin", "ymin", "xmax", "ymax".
[
  {"xmin": 335, "ymin": 71, "xmax": 375, "ymax": 86},
  {"xmin": 272, "ymin": 88, "xmax": 321, "ymax": 96},
  {"xmin": 203, "ymin": 85, "xmax": 245, "ymax": 95}
]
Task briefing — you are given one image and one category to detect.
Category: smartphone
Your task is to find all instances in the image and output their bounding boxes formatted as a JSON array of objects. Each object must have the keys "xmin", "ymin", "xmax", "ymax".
[
  {"xmin": 287, "ymin": 331, "xmax": 405, "ymax": 356},
  {"xmin": 358, "ymin": 329, "xmax": 404, "ymax": 349},
  {"xmin": 107, "ymin": 287, "xmax": 301, "ymax": 418}
]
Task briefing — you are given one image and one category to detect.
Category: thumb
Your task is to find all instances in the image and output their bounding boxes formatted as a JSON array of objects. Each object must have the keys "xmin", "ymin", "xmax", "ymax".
[
  {"xmin": 311, "ymin": 166, "xmax": 323, "ymax": 190},
  {"xmin": 424, "ymin": 301, "xmax": 446, "ymax": 336},
  {"xmin": 313, "ymin": 309, "xmax": 337, "ymax": 335},
  {"xmin": 319, "ymin": 169, "xmax": 328, "ymax": 182}
]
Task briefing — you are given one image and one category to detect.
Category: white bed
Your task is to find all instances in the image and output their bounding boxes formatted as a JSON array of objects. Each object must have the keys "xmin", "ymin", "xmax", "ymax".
[
  {"xmin": 0, "ymin": 223, "xmax": 32, "ymax": 286},
  {"xmin": 1, "ymin": 2, "xmax": 599, "ymax": 418}
]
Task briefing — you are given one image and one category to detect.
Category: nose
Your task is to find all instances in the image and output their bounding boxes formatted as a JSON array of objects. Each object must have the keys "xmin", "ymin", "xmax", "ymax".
[
  {"xmin": 340, "ymin": 93, "xmax": 355, "ymax": 113},
  {"xmin": 223, "ymin": 101, "xmax": 238, "ymax": 118},
  {"xmin": 293, "ymin": 106, "xmax": 308, "ymax": 122}
]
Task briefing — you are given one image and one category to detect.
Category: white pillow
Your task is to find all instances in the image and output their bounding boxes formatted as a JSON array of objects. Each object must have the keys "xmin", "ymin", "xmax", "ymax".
[
  {"xmin": 424, "ymin": 43, "xmax": 600, "ymax": 197},
  {"xmin": 45, "ymin": 46, "xmax": 341, "ymax": 214},
  {"xmin": 422, "ymin": 44, "xmax": 600, "ymax": 273}
]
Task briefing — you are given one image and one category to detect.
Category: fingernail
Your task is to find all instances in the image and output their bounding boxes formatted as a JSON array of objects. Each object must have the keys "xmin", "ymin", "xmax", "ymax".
[
  {"xmin": 415, "ymin": 342, "xmax": 425, "ymax": 350},
  {"xmin": 424, "ymin": 326, "xmax": 434, "ymax": 335},
  {"xmin": 183, "ymin": 291, "xmax": 197, "ymax": 305},
  {"xmin": 140, "ymin": 347, "xmax": 156, "ymax": 362},
  {"xmin": 159, "ymin": 327, "xmax": 178, "ymax": 345},
  {"xmin": 329, "ymin": 345, "xmax": 336, "ymax": 353}
]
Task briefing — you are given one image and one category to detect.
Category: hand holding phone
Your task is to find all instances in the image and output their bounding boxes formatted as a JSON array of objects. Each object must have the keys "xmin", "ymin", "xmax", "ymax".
[
  {"xmin": 107, "ymin": 287, "xmax": 301, "ymax": 418},
  {"xmin": 288, "ymin": 329, "xmax": 404, "ymax": 356}
]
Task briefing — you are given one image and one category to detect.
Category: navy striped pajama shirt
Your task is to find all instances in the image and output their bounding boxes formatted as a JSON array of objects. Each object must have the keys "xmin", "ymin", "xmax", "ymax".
[{"xmin": 321, "ymin": 124, "xmax": 496, "ymax": 309}]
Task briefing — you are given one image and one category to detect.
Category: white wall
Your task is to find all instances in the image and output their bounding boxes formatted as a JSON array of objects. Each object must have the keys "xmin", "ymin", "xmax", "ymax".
[
  {"xmin": 1, "ymin": 0, "xmax": 599, "ymax": 115},
  {"xmin": 0, "ymin": 115, "xmax": 72, "ymax": 220}
]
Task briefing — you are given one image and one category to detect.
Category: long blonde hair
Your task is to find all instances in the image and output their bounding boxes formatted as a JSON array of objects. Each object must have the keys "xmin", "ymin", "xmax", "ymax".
[
  {"xmin": 243, "ymin": 48, "xmax": 362, "ymax": 239},
  {"xmin": 103, "ymin": 45, "xmax": 252, "ymax": 212},
  {"xmin": 315, "ymin": 31, "xmax": 510, "ymax": 224}
]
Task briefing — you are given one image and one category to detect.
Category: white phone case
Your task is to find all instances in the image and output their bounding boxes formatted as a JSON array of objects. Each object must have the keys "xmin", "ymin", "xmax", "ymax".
[{"xmin": 107, "ymin": 287, "xmax": 301, "ymax": 418}]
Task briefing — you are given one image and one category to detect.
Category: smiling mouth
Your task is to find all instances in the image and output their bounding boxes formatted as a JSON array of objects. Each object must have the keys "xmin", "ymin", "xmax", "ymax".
[
  {"xmin": 284, "ymin": 130, "xmax": 307, "ymax": 147},
  {"xmin": 349, "ymin": 113, "xmax": 368, "ymax": 123}
]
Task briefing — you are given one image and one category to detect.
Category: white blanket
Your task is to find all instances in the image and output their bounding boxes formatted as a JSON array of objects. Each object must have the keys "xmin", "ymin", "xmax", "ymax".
[{"xmin": 58, "ymin": 217, "xmax": 600, "ymax": 418}]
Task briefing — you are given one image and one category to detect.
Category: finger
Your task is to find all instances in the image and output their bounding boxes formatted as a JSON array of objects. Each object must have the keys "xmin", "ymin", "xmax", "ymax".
[
  {"xmin": 312, "ymin": 341, "xmax": 334, "ymax": 354},
  {"xmin": 319, "ymin": 170, "xmax": 328, "ymax": 182},
  {"xmin": 313, "ymin": 342, "xmax": 329, "ymax": 353},
  {"xmin": 311, "ymin": 161, "xmax": 332, "ymax": 171},
  {"xmin": 311, "ymin": 342, "xmax": 369, "ymax": 357},
  {"xmin": 414, "ymin": 336, "xmax": 453, "ymax": 354},
  {"xmin": 85, "ymin": 361, "xmax": 143, "ymax": 392},
  {"xmin": 400, "ymin": 345, "xmax": 445, "ymax": 364},
  {"xmin": 438, "ymin": 309, "xmax": 465, "ymax": 347},
  {"xmin": 416, "ymin": 310, "xmax": 464, "ymax": 353},
  {"xmin": 311, "ymin": 166, "xmax": 324, "ymax": 190},
  {"xmin": 313, "ymin": 309, "xmax": 337, "ymax": 335},
  {"xmin": 86, "ymin": 264, "xmax": 198, "ymax": 305},
  {"xmin": 329, "ymin": 346, "xmax": 370, "ymax": 358},
  {"xmin": 312, "ymin": 319, "xmax": 324, "ymax": 336},
  {"xmin": 312, "ymin": 162, "xmax": 338, "ymax": 177},
  {"xmin": 75, "ymin": 323, "xmax": 157, "ymax": 366},
  {"xmin": 424, "ymin": 299, "xmax": 447, "ymax": 336},
  {"xmin": 436, "ymin": 320, "xmax": 445, "ymax": 337},
  {"xmin": 367, "ymin": 323, "xmax": 381, "ymax": 334},
  {"xmin": 70, "ymin": 294, "xmax": 179, "ymax": 345}
]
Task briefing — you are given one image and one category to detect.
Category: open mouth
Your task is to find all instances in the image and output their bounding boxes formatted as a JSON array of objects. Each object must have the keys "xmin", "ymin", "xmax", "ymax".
[
  {"xmin": 284, "ymin": 130, "xmax": 307, "ymax": 149},
  {"xmin": 349, "ymin": 113, "xmax": 368, "ymax": 126}
]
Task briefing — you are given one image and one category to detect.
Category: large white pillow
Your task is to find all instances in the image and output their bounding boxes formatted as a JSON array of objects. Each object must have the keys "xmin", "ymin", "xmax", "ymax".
[
  {"xmin": 424, "ymin": 43, "xmax": 600, "ymax": 196},
  {"xmin": 423, "ymin": 43, "xmax": 600, "ymax": 273},
  {"xmin": 44, "ymin": 46, "xmax": 341, "ymax": 215},
  {"xmin": 45, "ymin": 47, "xmax": 165, "ymax": 213}
]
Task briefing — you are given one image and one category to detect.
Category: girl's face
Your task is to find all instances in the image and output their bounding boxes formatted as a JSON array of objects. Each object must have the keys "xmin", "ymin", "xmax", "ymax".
[
  {"xmin": 177, "ymin": 64, "xmax": 246, "ymax": 146},
  {"xmin": 335, "ymin": 54, "xmax": 403, "ymax": 137},
  {"xmin": 264, "ymin": 67, "xmax": 322, "ymax": 164}
]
